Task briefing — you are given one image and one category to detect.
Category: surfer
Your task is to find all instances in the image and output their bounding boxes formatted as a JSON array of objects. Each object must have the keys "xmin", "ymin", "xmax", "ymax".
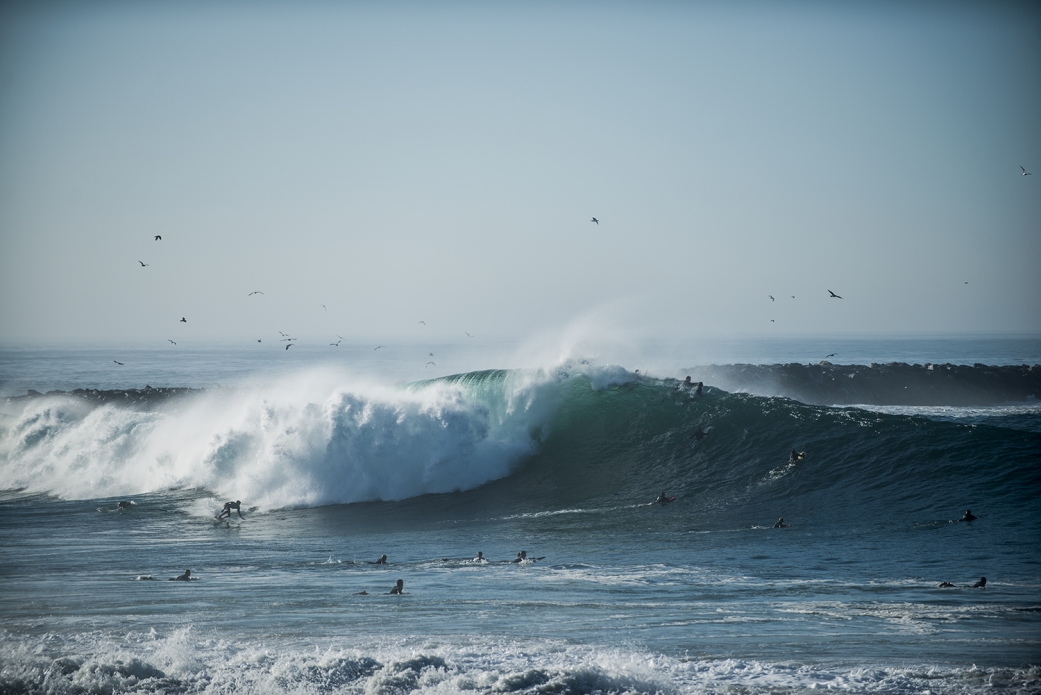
[
  {"xmin": 973, "ymin": 577, "xmax": 987, "ymax": 588},
  {"xmin": 369, "ymin": 554, "xmax": 388, "ymax": 565},
  {"xmin": 694, "ymin": 381, "xmax": 703, "ymax": 396},
  {"xmin": 170, "ymin": 569, "xmax": 192, "ymax": 581},
  {"xmin": 389, "ymin": 579, "xmax": 404, "ymax": 594},
  {"xmin": 937, "ymin": 577, "xmax": 986, "ymax": 588},
  {"xmin": 690, "ymin": 426, "xmax": 710, "ymax": 444},
  {"xmin": 656, "ymin": 491, "xmax": 674, "ymax": 506},
  {"xmin": 773, "ymin": 517, "xmax": 791, "ymax": 528},
  {"xmin": 217, "ymin": 500, "xmax": 244, "ymax": 520},
  {"xmin": 960, "ymin": 510, "xmax": 978, "ymax": 522},
  {"xmin": 789, "ymin": 450, "xmax": 805, "ymax": 464},
  {"xmin": 473, "ymin": 552, "xmax": 487, "ymax": 563},
  {"xmin": 938, "ymin": 581, "xmax": 955, "ymax": 588},
  {"xmin": 117, "ymin": 501, "xmax": 132, "ymax": 510},
  {"xmin": 511, "ymin": 551, "xmax": 527, "ymax": 563}
]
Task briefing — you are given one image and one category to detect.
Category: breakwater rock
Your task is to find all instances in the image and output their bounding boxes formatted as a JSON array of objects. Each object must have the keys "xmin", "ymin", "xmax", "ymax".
[{"xmin": 687, "ymin": 362, "xmax": 1041, "ymax": 406}]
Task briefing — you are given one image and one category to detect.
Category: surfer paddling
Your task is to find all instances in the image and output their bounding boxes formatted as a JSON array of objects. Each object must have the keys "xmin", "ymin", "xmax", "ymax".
[
  {"xmin": 369, "ymin": 554, "xmax": 388, "ymax": 565},
  {"xmin": 656, "ymin": 491, "xmax": 674, "ymax": 506},
  {"xmin": 218, "ymin": 500, "xmax": 244, "ymax": 520},
  {"xmin": 789, "ymin": 450, "xmax": 805, "ymax": 464},
  {"xmin": 389, "ymin": 579, "xmax": 404, "ymax": 594},
  {"xmin": 773, "ymin": 517, "xmax": 791, "ymax": 528},
  {"xmin": 960, "ymin": 510, "xmax": 978, "ymax": 522},
  {"xmin": 938, "ymin": 577, "xmax": 986, "ymax": 589},
  {"xmin": 170, "ymin": 569, "xmax": 193, "ymax": 581}
]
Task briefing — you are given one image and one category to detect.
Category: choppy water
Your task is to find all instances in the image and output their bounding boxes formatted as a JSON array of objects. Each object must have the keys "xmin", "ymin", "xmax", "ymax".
[{"xmin": 1, "ymin": 339, "xmax": 1039, "ymax": 694}]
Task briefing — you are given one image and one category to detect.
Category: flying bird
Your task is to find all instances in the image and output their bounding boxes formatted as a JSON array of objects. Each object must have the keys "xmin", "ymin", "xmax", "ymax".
[
  {"xmin": 426, "ymin": 361, "xmax": 436, "ymax": 367},
  {"xmin": 418, "ymin": 320, "xmax": 426, "ymax": 325},
  {"xmin": 330, "ymin": 340, "xmax": 341, "ymax": 346},
  {"xmin": 180, "ymin": 317, "xmax": 187, "ymax": 322},
  {"xmin": 154, "ymin": 235, "xmax": 161, "ymax": 241},
  {"xmin": 285, "ymin": 343, "xmax": 293, "ymax": 350},
  {"xmin": 113, "ymin": 360, "xmax": 124, "ymax": 365},
  {"xmin": 1022, "ymin": 166, "xmax": 1032, "ymax": 176},
  {"xmin": 138, "ymin": 261, "xmax": 149, "ymax": 267},
  {"xmin": 825, "ymin": 353, "xmax": 836, "ymax": 358},
  {"xmin": 322, "ymin": 304, "xmax": 327, "ymax": 311},
  {"xmin": 429, "ymin": 352, "xmax": 434, "ymax": 357},
  {"xmin": 374, "ymin": 345, "xmax": 386, "ymax": 351},
  {"xmin": 791, "ymin": 296, "xmax": 795, "ymax": 299},
  {"xmin": 256, "ymin": 339, "xmax": 262, "ymax": 343},
  {"xmin": 768, "ymin": 295, "xmax": 774, "ymax": 301},
  {"xmin": 278, "ymin": 331, "xmax": 289, "ymax": 337},
  {"xmin": 591, "ymin": 217, "xmax": 599, "ymax": 225},
  {"xmin": 465, "ymin": 332, "xmax": 474, "ymax": 338},
  {"xmin": 248, "ymin": 291, "xmax": 264, "ymax": 296},
  {"xmin": 828, "ymin": 290, "xmax": 842, "ymax": 299},
  {"xmin": 168, "ymin": 340, "xmax": 176, "ymax": 345}
]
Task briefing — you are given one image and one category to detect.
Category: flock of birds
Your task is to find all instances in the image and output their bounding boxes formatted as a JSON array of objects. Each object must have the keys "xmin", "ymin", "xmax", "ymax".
[
  {"xmin": 119, "ymin": 169, "xmax": 1032, "ymax": 368},
  {"xmin": 127, "ymin": 234, "xmax": 478, "ymax": 366}
]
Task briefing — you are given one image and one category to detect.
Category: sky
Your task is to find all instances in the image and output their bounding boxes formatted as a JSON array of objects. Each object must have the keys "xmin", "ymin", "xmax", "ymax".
[{"xmin": 0, "ymin": 0, "xmax": 1039, "ymax": 346}]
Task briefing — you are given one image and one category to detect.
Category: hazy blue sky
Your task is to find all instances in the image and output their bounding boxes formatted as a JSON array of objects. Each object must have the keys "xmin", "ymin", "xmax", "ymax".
[{"xmin": 1, "ymin": 1, "xmax": 1038, "ymax": 345}]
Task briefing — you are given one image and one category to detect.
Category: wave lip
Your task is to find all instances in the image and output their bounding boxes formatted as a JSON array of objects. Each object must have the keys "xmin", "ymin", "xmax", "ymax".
[{"xmin": 686, "ymin": 362, "xmax": 1041, "ymax": 406}]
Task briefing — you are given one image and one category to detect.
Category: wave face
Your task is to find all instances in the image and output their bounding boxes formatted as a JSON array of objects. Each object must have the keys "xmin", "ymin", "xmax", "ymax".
[{"xmin": 1, "ymin": 363, "xmax": 1038, "ymax": 521}]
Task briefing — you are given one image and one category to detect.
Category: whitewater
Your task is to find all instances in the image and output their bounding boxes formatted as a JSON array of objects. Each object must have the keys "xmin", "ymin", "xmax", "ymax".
[{"xmin": 1, "ymin": 338, "xmax": 1039, "ymax": 694}]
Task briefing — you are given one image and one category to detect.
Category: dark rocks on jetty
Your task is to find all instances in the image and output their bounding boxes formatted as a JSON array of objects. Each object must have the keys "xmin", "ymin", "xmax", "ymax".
[
  {"xmin": 10, "ymin": 386, "xmax": 199, "ymax": 408},
  {"xmin": 686, "ymin": 362, "xmax": 1041, "ymax": 407}
]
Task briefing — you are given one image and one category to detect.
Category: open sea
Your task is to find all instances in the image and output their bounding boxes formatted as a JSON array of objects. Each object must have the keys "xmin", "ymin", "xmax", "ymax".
[{"xmin": 1, "ymin": 337, "xmax": 1039, "ymax": 694}]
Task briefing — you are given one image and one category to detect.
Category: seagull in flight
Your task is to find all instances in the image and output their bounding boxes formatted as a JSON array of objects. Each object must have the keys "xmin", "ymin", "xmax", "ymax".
[
  {"xmin": 465, "ymin": 332, "xmax": 474, "ymax": 338},
  {"xmin": 828, "ymin": 290, "xmax": 842, "ymax": 299},
  {"xmin": 138, "ymin": 261, "xmax": 149, "ymax": 267},
  {"xmin": 825, "ymin": 353, "xmax": 836, "ymax": 358},
  {"xmin": 154, "ymin": 235, "xmax": 161, "ymax": 241},
  {"xmin": 168, "ymin": 340, "xmax": 176, "ymax": 345},
  {"xmin": 113, "ymin": 360, "xmax": 124, "ymax": 365},
  {"xmin": 256, "ymin": 339, "xmax": 262, "ymax": 343},
  {"xmin": 374, "ymin": 345, "xmax": 386, "ymax": 351},
  {"xmin": 180, "ymin": 317, "xmax": 187, "ymax": 322},
  {"xmin": 248, "ymin": 291, "xmax": 264, "ymax": 296},
  {"xmin": 768, "ymin": 295, "xmax": 774, "ymax": 301},
  {"xmin": 330, "ymin": 340, "xmax": 341, "ymax": 346},
  {"xmin": 322, "ymin": 304, "xmax": 327, "ymax": 311},
  {"xmin": 418, "ymin": 320, "xmax": 426, "ymax": 325},
  {"xmin": 1022, "ymin": 166, "xmax": 1032, "ymax": 176},
  {"xmin": 278, "ymin": 331, "xmax": 289, "ymax": 337},
  {"xmin": 591, "ymin": 217, "xmax": 599, "ymax": 225},
  {"xmin": 285, "ymin": 343, "xmax": 293, "ymax": 350},
  {"xmin": 426, "ymin": 361, "xmax": 436, "ymax": 367}
]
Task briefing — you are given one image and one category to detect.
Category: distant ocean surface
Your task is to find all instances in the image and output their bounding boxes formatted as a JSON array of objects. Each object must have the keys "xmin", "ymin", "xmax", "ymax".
[{"xmin": 1, "ymin": 337, "xmax": 1039, "ymax": 694}]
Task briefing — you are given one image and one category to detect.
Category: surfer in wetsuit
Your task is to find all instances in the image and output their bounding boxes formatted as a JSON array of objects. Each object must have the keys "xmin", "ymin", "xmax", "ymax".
[
  {"xmin": 938, "ymin": 581, "xmax": 955, "ymax": 588},
  {"xmin": 370, "ymin": 554, "xmax": 388, "ymax": 565},
  {"xmin": 389, "ymin": 579, "xmax": 404, "ymax": 594},
  {"xmin": 170, "ymin": 569, "xmax": 192, "ymax": 581},
  {"xmin": 973, "ymin": 577, "xmax": 986, "ymax": 588},
  {"xmin": 960, "ymin": 510, "xmax": 978, "ymax": 522},
  {"xmin": 656, "ymin": 491, "xmax": 673, "ymax": 506},
  {"xmin": 694, "ymin": 381, "xmax": 703, "ymax": 396},
  {"xmin": 690, "ymin": 427, "xmax": 709, "ymax": 444},
  {"xmin": 117, "ymin": 500, "xmax": 132, "ymax": 510},
  {"xmin": 218, "ymin": 500, "xmax": 244, "ymax": 520},
  {"xmin": 473, "ymin": 552, "xmax": 486, "ymax": 563},
  {"xmin": 788, "ymin": 450, "xmax": 805, "ymax": 464},
  {"xmin": 773, "ymin": 517, "xmax": 791, "ymax": 528}
]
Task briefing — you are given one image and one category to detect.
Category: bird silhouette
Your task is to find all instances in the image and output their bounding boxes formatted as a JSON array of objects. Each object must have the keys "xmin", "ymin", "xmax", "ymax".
[
  {"xmin": 825, "ymin": 353, "xmax": 836, "ymax": 358},
  {"xmin": 1021, "ymin": 166, "xmax": 1032, "ymax": 176},
  {"xmin": 138, "ymin": 261, "xmax": 149, "ymax": 267},
  {"xmin": 248, "ymin": 291, "xmax": 264, "ymax": 296},
  {"xmin": 426, "ymin": 361, "xmax": 436, "ymax": 367},
  {"xmin": 465, "ymin": 332, "xmax": 474, "ymax": 338},
  {"xmin": 418, "ymin": 320, "xmax": 426, "ymax": 325},
  {"xmin": 113, "ymin": 360, "xmax": 124, "ymax": 365},
  {"xmin": 828, "ymin": 290, "xmax": 842, "ymax": 299},
  {"xmin": 591, "ymin": 217, "xmax": 599, "ymax": 225},
  {"xmin": 286, "ymin": 343, "xmax": 293, "ymax": 350},
  {"xmin": 168, "ymin": 340, "xmax": 176, "ymax": 345},
  {"xmin": 374, "ymin": 345, "xmax": 386, "ymax": 351},
  {"xmin": 180, "ymin": 317, "xmax": 187, "ymax": 322},
  {"xmin": 154, "ymin": 235, "xmax": 161, "ymax": 241},
  {"xmin": 768, "ymin": 295, "xmax": 774, "ymax": 301},
  {"xmin": 330, "ymin": 340, "xmax": 341, "ymax": 346}
]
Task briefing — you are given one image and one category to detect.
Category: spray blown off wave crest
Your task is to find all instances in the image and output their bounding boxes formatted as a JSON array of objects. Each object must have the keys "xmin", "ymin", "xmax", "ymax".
[{"xmin": 0, "ymin": 364, "xmax": 634, "ymax": 509}]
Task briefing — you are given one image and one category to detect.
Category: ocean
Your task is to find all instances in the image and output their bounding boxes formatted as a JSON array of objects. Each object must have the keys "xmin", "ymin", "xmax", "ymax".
[{"xmin": 1, "ymin": 337, "xmax": 1039, "ymax": 694}]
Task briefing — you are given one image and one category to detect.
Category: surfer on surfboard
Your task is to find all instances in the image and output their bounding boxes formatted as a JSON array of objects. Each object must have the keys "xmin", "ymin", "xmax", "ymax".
[
  {"xmin": 656, "ymin": 490, "xmax": 675, "ymax": 506},
  {"xmin": 789, "ymin": 450, "xmax": 805, "ymax": 464},
  {"xmin": 218, "ymin": 500, "xmax": 244, "ymax": 520}
]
